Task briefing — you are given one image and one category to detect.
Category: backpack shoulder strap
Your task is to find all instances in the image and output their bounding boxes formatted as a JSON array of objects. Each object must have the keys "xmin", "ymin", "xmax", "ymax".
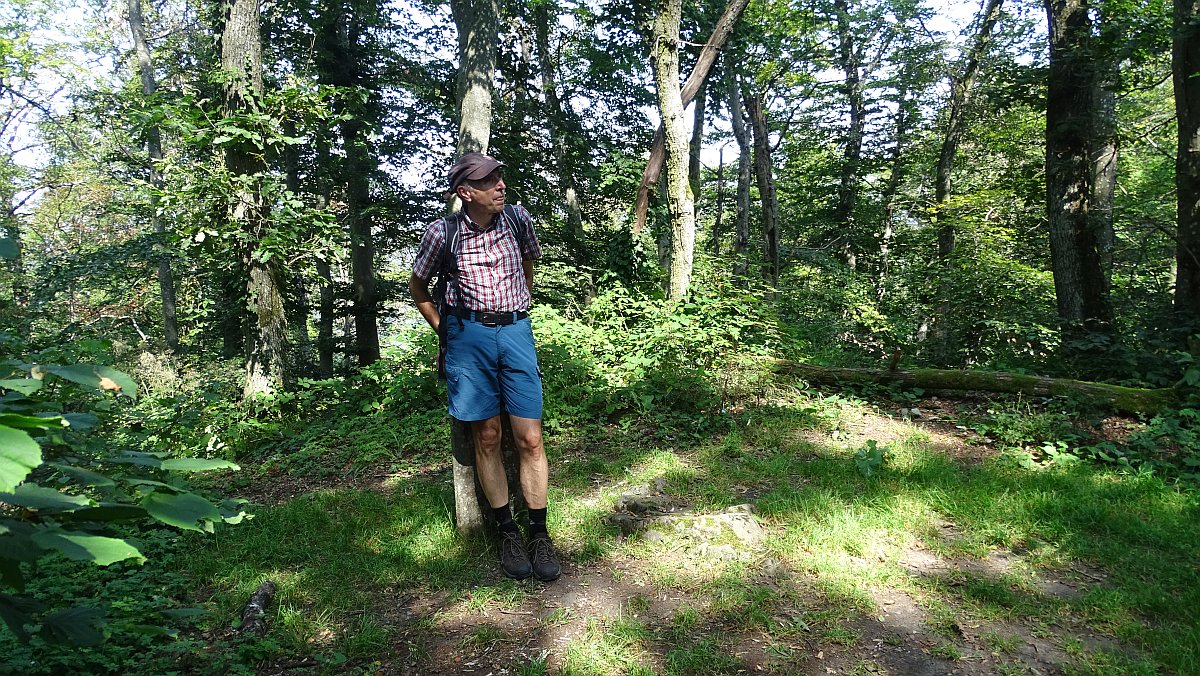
[{"xmin": 502, "ymin": 204, "xmax": 528, "ymax": 258}]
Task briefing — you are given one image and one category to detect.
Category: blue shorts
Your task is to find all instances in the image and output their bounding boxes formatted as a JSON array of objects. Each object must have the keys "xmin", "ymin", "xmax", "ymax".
[{"xmin": 444, "ymin": 316, "xmax": 543, "ymax": 421}]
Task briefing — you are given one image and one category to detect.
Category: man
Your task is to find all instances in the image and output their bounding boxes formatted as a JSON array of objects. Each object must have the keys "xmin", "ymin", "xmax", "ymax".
[{"xmin": 409, "ymin": 152, "xmax": 560, "ymax": 582}]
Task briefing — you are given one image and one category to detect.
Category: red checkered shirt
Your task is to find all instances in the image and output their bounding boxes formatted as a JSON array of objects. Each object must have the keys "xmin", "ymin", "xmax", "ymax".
[{"xmin": 412, "ymin": 204, "xmax": 542, "ymax": 312}]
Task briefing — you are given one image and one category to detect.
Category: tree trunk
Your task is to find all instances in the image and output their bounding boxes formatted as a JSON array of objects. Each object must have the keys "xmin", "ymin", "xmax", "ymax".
[
  {"xmin": 1176, "ymin": 0, "xmax": 1200, "ymax": 323},
  {"xmin": 452, "ymin": 0, "xmax": 499, "ymax": 155},
  {"xmin": 770, "ymin": 359, "xmax": 1175, "ymax": 416},
  {"xmin": 877, "ymin": 76, "xmax": 913, "ymax": 300},
  {"xmin": 282, "ymin": 122, "xmax": 312, "ymax": 372},
  {"xmin": 219, "ymin": 0, "xmax": 289, "ymax": 398},
  {"xmin": 632, "ymin": 0, "xmax": 750, "ymax": 235},
  {"xmin": 128, "ymin": 0, "xmax": 179, "ymax": 353},
  {"xmin": 1044, "ymin": 0, "xmax": 1112, "ymax": 339},
  {"xmin": 833, "ymin": 0, "xmax": 864, "ymax": 270},
  {"xmin": 935, "ymin": 0, "xmax": 1004, "ymax": 258},
  {"xmin": 745, "ymin": 91, "xmax": 779, "ymax": 288},
  {"xmin": 689, "ymin": 80, "xmax": 706, "ymax": 211},
  {"xmin": 1090, "ymin": 74, "xmax": 1117, "ymax": 274},
  {"xmin": 727, "ymin": 54, "xmax": 751, "ymax": 278},
  {"xmin": 653, "ymin": 0, "xmax": 696, "ymax": 300},
  {"xmin": 534, "ymin": 2, "xmax": 587, "ymax": 271},
  {"xmin": 315, "ymin": 257, "xmax": 335, "ymax": 377},
  {"xmin": 712, "ymin": 144, "xmax": 726, "ymax": 254}
]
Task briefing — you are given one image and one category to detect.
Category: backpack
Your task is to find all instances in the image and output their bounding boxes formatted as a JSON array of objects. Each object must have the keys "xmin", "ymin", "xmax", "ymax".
[{"xmin": 433, "ymin": 204, "xmax": 530, "ymax": 379}]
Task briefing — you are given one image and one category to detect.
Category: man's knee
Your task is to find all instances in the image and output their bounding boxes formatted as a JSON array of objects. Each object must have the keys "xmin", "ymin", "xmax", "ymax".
[
  {"xmin": 512, "ymin": 421, "xmax": 543, "ymax": 454},
  {"xmin": 473, "ymin": 418, "xmax": 503, "ymax": 454}
]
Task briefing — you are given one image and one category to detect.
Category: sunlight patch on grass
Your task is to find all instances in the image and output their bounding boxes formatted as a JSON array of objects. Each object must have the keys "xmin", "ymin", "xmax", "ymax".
[{"xmin": 560, "ymin": 616, "xmax": 653, "ymax": 676}]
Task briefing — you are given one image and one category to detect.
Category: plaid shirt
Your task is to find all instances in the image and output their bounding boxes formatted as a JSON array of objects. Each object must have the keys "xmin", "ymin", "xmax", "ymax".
[{"xmin": 412, "ymin": 204, "xmax": 542, "ymax": 312}]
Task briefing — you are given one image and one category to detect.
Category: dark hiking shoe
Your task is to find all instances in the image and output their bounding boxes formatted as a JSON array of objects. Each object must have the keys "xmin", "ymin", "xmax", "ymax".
[
  {"xmin": 499, "ymin": 530, "xmax": 532, "ymax": 580},
  {"xmin": 528, "ymin": 533, "xmax": 561, "ymax": 581}
]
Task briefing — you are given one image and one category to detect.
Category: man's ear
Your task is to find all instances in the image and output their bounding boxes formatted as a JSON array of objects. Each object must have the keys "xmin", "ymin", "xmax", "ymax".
[{"xmin": 456, "ymin": 185, "xmax": 473, "ymax": 203}]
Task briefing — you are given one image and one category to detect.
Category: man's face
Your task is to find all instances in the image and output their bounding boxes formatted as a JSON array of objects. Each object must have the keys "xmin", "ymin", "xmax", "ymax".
[{"xmin": 458, "ymin": 170, "xmax": 506, "ymax": 215}]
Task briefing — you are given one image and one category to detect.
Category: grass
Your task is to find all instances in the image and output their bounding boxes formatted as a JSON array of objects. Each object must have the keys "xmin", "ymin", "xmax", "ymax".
[{"xmin": 11, "ymin": 384, "xmax": 1197, "ymax": 674}]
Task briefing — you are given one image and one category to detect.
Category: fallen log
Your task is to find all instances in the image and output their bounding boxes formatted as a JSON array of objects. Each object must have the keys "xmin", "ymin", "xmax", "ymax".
[
  {"xmin": 770, "ymin": 360, "xmax": 1177, "ymax": 416},
  {"xmin": 238, "ymin": 580, "xmax": 277, "ymax": 637}
]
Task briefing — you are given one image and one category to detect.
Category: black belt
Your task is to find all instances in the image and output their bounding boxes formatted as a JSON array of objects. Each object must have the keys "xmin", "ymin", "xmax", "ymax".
[{"xmin": 447, "ymin": 307, "xmax": 528, "ymax": 326}]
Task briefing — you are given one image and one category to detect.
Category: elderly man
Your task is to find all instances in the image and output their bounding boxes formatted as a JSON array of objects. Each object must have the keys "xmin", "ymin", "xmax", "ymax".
[{"xmin": 409, "ymin": 152, "xmax": 560, "ymax": 582}]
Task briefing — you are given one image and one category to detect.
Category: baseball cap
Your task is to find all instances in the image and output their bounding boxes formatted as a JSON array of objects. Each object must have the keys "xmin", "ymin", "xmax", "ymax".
[{"xmin": 448, "ymin": 152, "xmax": 504, "ymax": 191}]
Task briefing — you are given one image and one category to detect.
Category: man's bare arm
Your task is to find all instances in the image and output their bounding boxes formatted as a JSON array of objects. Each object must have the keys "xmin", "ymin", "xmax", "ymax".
[
  {"xmin": 409, "ymin": 273, "xmax": 440, "ymax": 332},
  {"xmin": 523, "ymin": 259, "xmax": 534, "ymax": 294}
]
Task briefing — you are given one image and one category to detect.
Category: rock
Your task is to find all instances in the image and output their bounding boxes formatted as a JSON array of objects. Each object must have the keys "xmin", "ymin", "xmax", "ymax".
[
  {"xmin": 910, "ymin": 407, "xmax": 922, "ymax": 419},
  {"xmin": 642, "ymin": 529, "xmax": 666, "ymax": 543}
]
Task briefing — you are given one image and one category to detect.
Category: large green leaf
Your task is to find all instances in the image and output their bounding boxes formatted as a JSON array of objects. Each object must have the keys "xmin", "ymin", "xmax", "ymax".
[
  {"xmin": 0, "ymin": 591, "xmax": 43, "ymax": 641},
  {"xmin": 0, "ymin": 413, "xmax": 62, "ymax": 430},
  {"xmin": 0, "ymin": 424, "xmax": 41, "ymax": 493},
  {"xmin": 0, "ymin": 378, "xmax": 41, "ymax": 395},
  {"xmin": 40, "ymin": 606, "xmax": 106, "ymax": 646},
  {"xmin": 141, "ymin": 492, "xmax": 221, "ymax": 531},
  {"xmin": 0, "ymin": 237, "xmax": 18, "ymax": 260},
  {"xmin": 50, "ymin": 463, "xmax": 115, "ymax": 488},
  {"xmin": 42, "ymin": 365, "xmax": 137, "ymax": 399},
  {"xmin": 57, "ymin": 504, "xmax": 147, "ymax": 523},
  {"xmin": 161, "ymin": 458, "xmax": 240, "ymax": 472},
  {"xmin": 62, "ymin": 413, "xmax": 100, "ymax": 432},
  {"xmin": 31, "ymin": 529, "xmax": 146, "ymax": 566},
  {"xmin": 0, "ymin": 484, "xmax": 92, "ymax": 511}
]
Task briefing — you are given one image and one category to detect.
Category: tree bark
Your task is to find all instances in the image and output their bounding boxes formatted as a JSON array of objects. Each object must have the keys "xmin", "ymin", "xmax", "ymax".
[
  {"xmin": 452, "ymin": 0, "xmax": 499, "ymax": 155},
  {"xmin": 1176, "ymin": 0, "xmax": 1200, "ymax": 322},
  {"xmin": 712, "ymin": 144, "xmax": 726, "ymax": 254},
  {"xmin": 632, "ymin": 0, "xmax": 750, "ymax": 235},
  {"xmin": 771, "ymin": 360, "xmax": 1176, "ymax": 415},
  {"xmin": 1044, "ymin": 0, "xmax": 1113, "ymax": 339},
  {"xmin": 315, "ymin": 257, "xmax": 335, "ymax": 377},
  {"xmin": 219, "ymin": 0, "xmax": 289, "ymax": 398},
  {"xmin": 745, "ymin": 91, "xmax": 779, "ymax": 288},
  {"xmin": 653, "ymin": 0, "xmax": 697, "ymax": 300},
  {"xmin": 727, "ymin": 53, "xmax": 751, "ymax": 278},
  {"xmin": 128, "ymin": 0, "xmax": 179, "ymax": 354},
  {"xmin": 689, "ymin": 80, "xmax": 707, "ymax": 210}
]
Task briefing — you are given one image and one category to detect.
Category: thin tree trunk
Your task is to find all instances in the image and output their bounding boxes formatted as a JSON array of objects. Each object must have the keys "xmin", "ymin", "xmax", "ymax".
[
  {"xmin": 745, "ymin": 91, "xmax": 779, "ymax": 288},
  {"xmin": 833, "ymin": 0, "xmax": 864, "ymax": 270},
  {"xmin": 632, "ymin": 0, "xmax": 749, "ymax": 235},
  {"xmin": 281, "ymin": 121, "xmax": 312, "ymax": 371},
  {"xmin": 689, "ymin": 80, "xmax": 706, "ymax": 211},
  {"xmin": 653, "ymin": 0, "xmax": 696, "ymax": 300},
  {"xmin": 219, "ymin": 0, "xmax": 289, "ymax": 397},
  {"xmin": 128, "ymin": 0, "xmax": 179, "ymax": 353},
  {"xmin": 1090, "ymin": 71, "xmax": 1117, "ymax": 275},
  {"xmin": 534, "ymin": 2, "xmax": 586, "ymax": 270},
  {"xmin": 315, "ymin": 256, "xmax": 334, "ymax": 377},
  {"xmin": 727, "ymin": 56, "xmax": 752, "ymax": 278},
  {"xmin": 935, "ymin": 0, "xmax": 1004, "ymax": 258},
  {"xmin": 877, "ymin": 81, "xmax": 913, "ymax": 300},
  {"xmin": 1045, "ymin": 0, "xmax": 1112, "ymax": 338},
  {"xmin": 1175, "ymin": 0, "xmax": 1200, "ymax": 322},
  {"xmin": 712, "ymin": 144, "xmax": 726, "ymax": 254}
]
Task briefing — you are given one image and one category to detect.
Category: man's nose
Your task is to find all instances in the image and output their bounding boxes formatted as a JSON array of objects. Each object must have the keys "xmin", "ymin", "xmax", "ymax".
[{"xmin": 495, "ymin": 178, "xmax": 505, "ymax": 191}]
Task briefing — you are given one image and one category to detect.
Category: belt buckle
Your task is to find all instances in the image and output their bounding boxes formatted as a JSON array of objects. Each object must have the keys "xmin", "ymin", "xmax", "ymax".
[{"xmin": 479, "ymin": 311, "xmax": 500, "ymax": 327}]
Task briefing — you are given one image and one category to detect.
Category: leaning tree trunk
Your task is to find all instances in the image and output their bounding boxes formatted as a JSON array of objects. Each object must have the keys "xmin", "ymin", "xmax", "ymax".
[
  {"xmin": 1045, "ymin": 0, "xmax": 1112, "ymax": 340},
  {"xmin": 1176, "ymin": 0, "xmax": 1200, "ymax": 324},
  {"xmin": 128, "ymin": 0, "xmax": 179, "ymax": 353},
  {"xmin": 632, "ymin": 0, "xmax": 750, "ymax": 235},
  {"xmin": 745, "ymin": 91, "xmax": 779, "ymax": 288},
  {"xmin": 653, "ymin": 0, "xmax": 697, "ymax": 300},
  {"xmin": 727, "ymin": 53, "xmax": 752, "ymax": 278},
  {"xmin": 220, "ymin": 0, "xmax": 288, "ymax": 398}
]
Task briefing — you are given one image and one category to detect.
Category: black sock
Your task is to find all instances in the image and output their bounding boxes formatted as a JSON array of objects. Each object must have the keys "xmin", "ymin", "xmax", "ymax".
[
  {"xmin": 493, "ymin": 504, "xmax": 519, "ymax": 533},
  {"xmin": 529, "ymin": 507, "xmax": 548, "ymax": 537}
]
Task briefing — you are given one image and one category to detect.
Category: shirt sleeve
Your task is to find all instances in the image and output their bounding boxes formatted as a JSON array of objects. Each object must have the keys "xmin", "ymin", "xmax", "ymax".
[
  {"xmin": 412, "ymin": 219, "xmax": 446, "ymax": 281},
  {"xmin": 512, "ymin": 204, "xmax": 542, "ymax": 261}
]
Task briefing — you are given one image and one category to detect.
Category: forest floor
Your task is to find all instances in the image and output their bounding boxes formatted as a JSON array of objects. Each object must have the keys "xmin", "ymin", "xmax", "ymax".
[{"xmin": 184, "ymin": 389, "xmax": 1199, "ymax": 675}]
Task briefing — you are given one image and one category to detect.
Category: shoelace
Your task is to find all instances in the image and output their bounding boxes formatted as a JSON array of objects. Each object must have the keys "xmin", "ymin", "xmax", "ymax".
[
  {"xmin": 502, "ymin": 531, "xmax": 525, "ymax": 558},
  {"xmin": 530, "ymin": 537, "xmax": 557, "ymax": 565}
]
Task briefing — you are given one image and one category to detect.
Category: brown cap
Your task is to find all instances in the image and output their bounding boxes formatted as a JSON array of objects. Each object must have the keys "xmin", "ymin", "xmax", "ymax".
[{"xmin": 448, "ymin": 152, "xmax": 504, "ymax": 191}]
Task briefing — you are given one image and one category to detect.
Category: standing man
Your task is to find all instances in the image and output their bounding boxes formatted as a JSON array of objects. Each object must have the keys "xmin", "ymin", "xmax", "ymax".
[{"xmin": 409, "ymin": 152, "xmax": 561, "ymax": 582}]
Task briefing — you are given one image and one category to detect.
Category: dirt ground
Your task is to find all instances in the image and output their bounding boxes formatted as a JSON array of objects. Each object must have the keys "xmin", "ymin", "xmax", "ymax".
[{"xmin": 247, "ymin": 399, "xmax": 1139, "ymax": 675}]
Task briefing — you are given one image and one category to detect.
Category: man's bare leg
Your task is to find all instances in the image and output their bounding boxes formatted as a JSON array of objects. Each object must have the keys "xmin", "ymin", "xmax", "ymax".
[
  {"xmin": 471, "ymin": 415, "xmax": 509, "ymax": 507},
  {"xmin": 508, "ymin": 415, "xmax": 547, "ymax": 509}
]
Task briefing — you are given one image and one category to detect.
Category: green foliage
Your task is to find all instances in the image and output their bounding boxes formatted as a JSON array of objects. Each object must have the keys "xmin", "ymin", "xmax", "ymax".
[
  {"xmin": 853, "ymin": 439, "xmax": 890, "ymax": 478},
  {"xmin": 0, "ymin": 338, "xmax": 242, "ymax": 648}
]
